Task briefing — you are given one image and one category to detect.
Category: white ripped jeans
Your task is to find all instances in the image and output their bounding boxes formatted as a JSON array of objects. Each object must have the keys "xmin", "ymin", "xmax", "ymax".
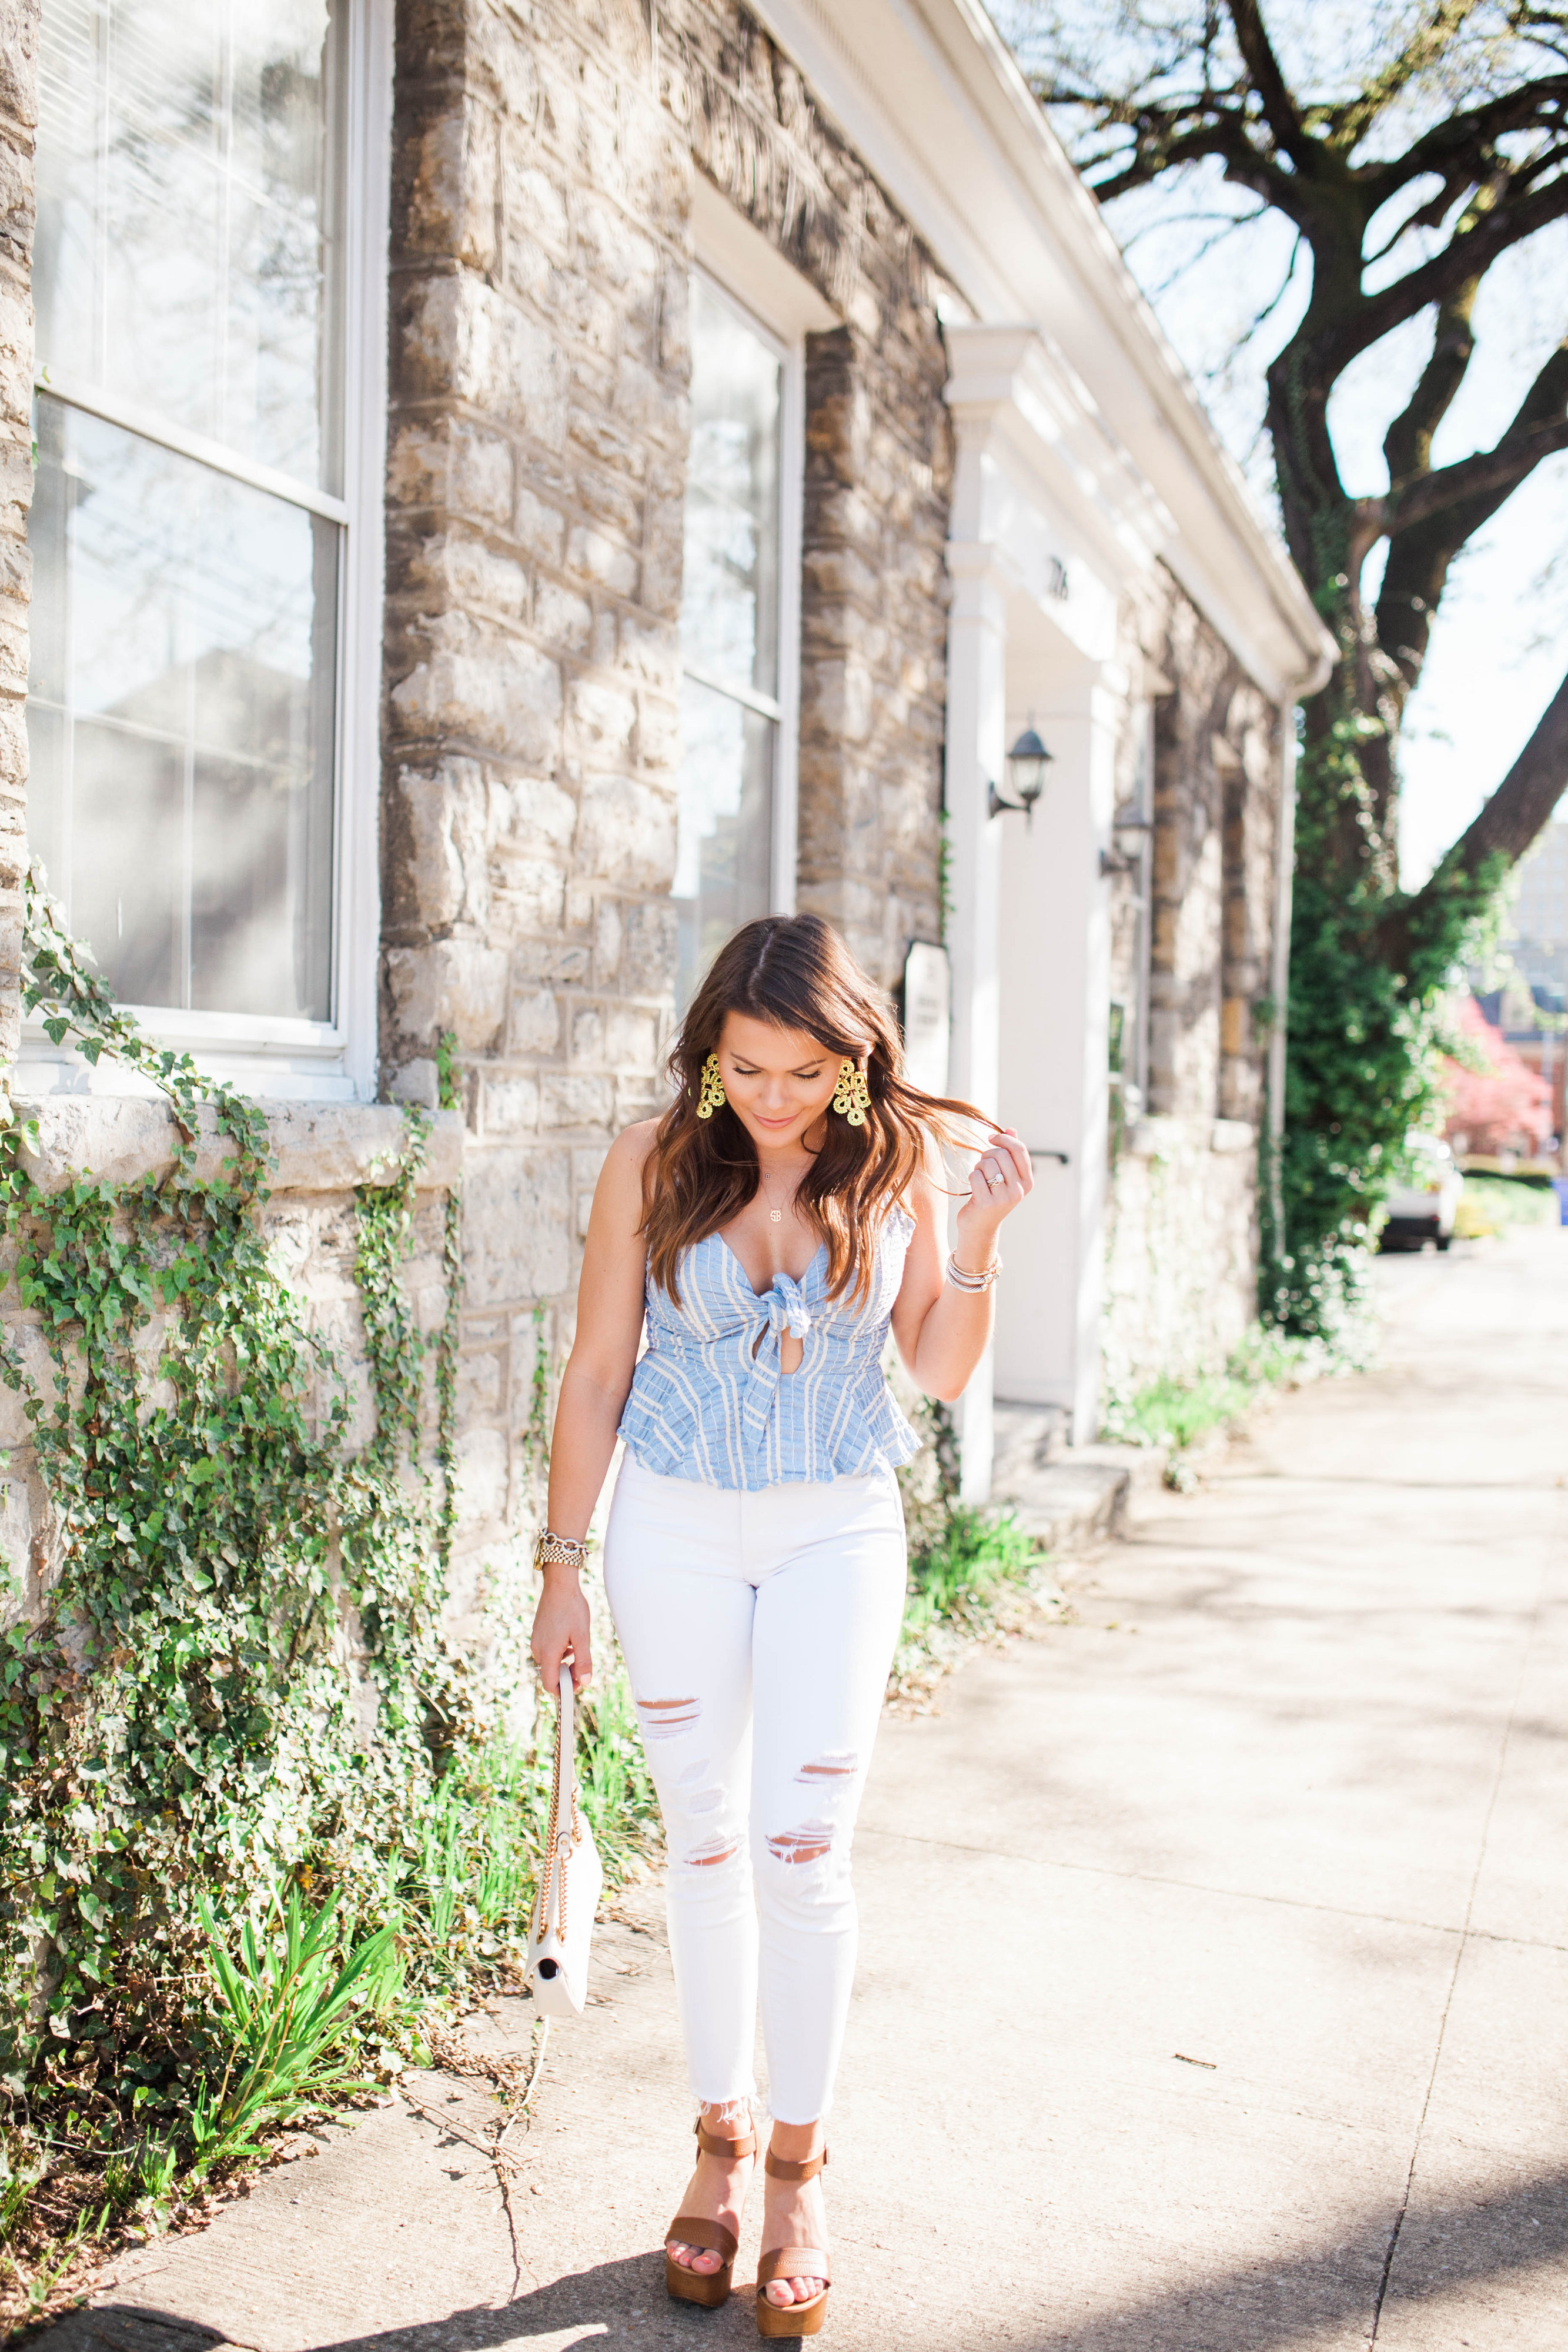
[{"xmin": 603, "ymin": 1452, "xmax": 907, "ymax": 2125}]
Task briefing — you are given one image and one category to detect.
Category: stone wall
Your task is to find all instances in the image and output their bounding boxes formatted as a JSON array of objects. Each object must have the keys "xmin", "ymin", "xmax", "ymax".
[
  {"xmin": 1102, "ymin": 571, "xmax": 1286, "ymax": 1398},
  {"xmin": 0, "ymin": 0, "xmax": 34, "ymax": 1078},
  {"xmin": 381, "ymin": 0, "xmax": 955, "ymax": 1580}
]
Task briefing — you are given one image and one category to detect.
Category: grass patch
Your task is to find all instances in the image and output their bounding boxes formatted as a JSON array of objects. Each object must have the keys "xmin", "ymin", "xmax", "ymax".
[
  {"xmin": 0, "ymin": 1659, "xmax": 662, "ymax": 2340},
  {"xmin": 1103, "ymin": 1323, "xmax": 1356, "ymax": 1488},
  {"xmin": 891, "ymin": 1507, "xmax": 1062, "ymax": 1701}
]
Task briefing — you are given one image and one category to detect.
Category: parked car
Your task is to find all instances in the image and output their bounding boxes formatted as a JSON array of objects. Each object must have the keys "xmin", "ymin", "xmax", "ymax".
[{"xmin": 1381, "ymin": 1134, "xmax": 1465, "ymax": 1251}]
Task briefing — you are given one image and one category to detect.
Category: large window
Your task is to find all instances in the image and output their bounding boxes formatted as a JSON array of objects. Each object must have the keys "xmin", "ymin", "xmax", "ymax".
[
  {"xmin": 26, "ymin": 0, "xmax": 349, "ymax": 1028},
  {"xmin": 675, "ymin": 275, "xmax": 790, "ymax": 1006}
]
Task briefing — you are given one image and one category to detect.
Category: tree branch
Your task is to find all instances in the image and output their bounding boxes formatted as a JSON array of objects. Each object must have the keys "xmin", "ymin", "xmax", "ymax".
[
  {"xmin": 1378, "ymin": 668, "xmax": 1568, "ymax": 972},
  {"xmin": 1383, "ymin": 286, "xmax": 1480, "ymax": 486},
  {"xmin": 1224, "ymin": 0, "xmax": 1320, "ymax": 173},
  {"xmin": 1319, "ymin": 1, "xmax": 1491, "ymax": 155},
  {"xmin": 1358, "ymin": 72, "xmax": 1568, "ymax": 203},
  {"xmin": 1309, "ymin": 171, "xmax": 1568, "ymax": 379},
  {"xmin": 1389, "ymin": 337, "xmax": 1568, "ymax": 535}
]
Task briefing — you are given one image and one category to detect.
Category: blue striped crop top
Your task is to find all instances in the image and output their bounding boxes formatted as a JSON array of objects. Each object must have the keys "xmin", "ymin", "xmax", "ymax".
[{"xmin": 616, "ymin": 1205, "xmax": 921, "ymax": 1491}]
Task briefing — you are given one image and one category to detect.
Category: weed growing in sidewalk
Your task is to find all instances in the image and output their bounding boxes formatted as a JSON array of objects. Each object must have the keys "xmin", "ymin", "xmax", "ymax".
[
  {"xmin": 892, "ymin": 1507, "xmax": 1064, "ymax": 1703},
  {"xmin": 1102, "ymin": 1319, "xmax": 1366, "ymax": 1486}
]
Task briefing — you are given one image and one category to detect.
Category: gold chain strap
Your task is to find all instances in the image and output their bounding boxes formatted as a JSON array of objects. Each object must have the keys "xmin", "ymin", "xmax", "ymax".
[{"xmin": 530, "ymin": 1684, "xmax": 584, "ymax": 1947}]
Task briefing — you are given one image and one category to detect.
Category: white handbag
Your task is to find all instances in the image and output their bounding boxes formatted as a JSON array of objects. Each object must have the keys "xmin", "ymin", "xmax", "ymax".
[{"xmin": 524, "ymin": 1665, "xmax": 602, "ymax": 2018}]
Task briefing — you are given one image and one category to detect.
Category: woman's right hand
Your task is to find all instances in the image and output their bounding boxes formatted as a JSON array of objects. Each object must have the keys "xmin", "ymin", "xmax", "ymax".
[{"xmin": 531, "ymin": 1572, "xmax": 594, "ymax": 1696}]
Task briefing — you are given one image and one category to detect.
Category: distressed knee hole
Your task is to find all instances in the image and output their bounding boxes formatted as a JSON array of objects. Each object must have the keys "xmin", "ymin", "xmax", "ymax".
[
  {"xmin": 795, "ymin": 1750, "xmax": 857, "ymax": 1785},
  {"xmin": 637, "ymin": 1694, "xmax": 699, "ymax": 1741},
  {"xmin": 687, "ymin": 1786, "xmax": 723, "ymax": 1816},
  {"xmin": 766, "ymin": 1819, "xmax": 835, "ymax": 1866},
  {"xmin": 682, "ymin": 1832, "xmax": 741, "ymax": 1869}
]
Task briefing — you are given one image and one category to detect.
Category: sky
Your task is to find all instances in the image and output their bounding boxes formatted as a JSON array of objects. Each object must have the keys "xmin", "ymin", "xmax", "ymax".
[{"xmin": 986, "ymin": 2, "xmax": 1568, "ymax": 890}]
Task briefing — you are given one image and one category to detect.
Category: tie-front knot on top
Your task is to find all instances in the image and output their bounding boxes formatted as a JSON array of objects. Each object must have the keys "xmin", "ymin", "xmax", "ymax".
[{"xmin": 617, "ymin": 1209, "xmax": 919, "ymax": 1492}]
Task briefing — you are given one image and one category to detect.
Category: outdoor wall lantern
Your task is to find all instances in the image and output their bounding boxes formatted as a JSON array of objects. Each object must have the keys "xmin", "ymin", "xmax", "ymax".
[
  {"xmin": 988, "ymin": 726, "xmax": 1054, "ymax": 824},
  {"xmin": 1100, "ymin": 802, "xmax": 1154, "ymax": 877}
]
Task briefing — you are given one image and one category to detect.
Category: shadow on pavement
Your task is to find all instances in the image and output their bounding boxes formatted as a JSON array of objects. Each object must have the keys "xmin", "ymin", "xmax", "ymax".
[{"xmin": 37, "ymin": 2166, "xmax": 1568, "ymax": 2352}]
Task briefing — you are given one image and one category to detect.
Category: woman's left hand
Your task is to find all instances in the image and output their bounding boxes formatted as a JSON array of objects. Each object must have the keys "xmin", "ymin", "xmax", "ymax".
[{"xmin": 954, "ymin": 1127, "xmax": 1034, "ymax": 1261}]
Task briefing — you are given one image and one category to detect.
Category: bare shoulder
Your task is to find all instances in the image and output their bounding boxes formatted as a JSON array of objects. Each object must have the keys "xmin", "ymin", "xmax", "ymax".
[
  {"xmin": 607, "ymin": 1117, "xmax": 661, "ymax": 1174},
  {"xmin": 590, "ymin": 1118, "xmax": 661, "ymax": 1224}
]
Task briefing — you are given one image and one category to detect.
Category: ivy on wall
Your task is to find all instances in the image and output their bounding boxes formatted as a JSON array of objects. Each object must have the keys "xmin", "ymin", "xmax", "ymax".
[
  {"xmin": 1266, "ymin": 657, "xmax": 1507, "ymax": 1336},
  {"xmin": 0, "ymin": 876, "xmax": 472, "ymax": 2126}
]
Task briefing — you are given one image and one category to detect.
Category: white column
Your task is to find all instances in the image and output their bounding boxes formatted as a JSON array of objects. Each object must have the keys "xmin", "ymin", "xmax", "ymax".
[
  {"xmin": 994, "ymin": 672, "xmax": 1119, "ymax": 1443},
  {"xmin": 942, "ymin": 539, "xmax": 1008, "ymax": 1501}
]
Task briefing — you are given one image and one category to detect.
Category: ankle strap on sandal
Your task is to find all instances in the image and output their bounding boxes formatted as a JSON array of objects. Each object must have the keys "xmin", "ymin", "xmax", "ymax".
[
  {"xmin": 764, "ymin": 2146, "xmax": 828, "ymax": 2183},
  {"xmin": 694, "ymin": 2118, "xmax": 758, "ymax": 2160}
]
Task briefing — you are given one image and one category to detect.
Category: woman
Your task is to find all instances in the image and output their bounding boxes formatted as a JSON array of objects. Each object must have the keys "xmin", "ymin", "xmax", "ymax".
[{"xmin": 530, "ymin": 914, "xmax": 1031, "ymax": 2337}]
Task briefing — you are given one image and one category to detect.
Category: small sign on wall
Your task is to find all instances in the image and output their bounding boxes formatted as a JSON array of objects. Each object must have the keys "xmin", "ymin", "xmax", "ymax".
[{"xmin": 902, "ymin": 940, "xmax": 951, "ymax": 1097}]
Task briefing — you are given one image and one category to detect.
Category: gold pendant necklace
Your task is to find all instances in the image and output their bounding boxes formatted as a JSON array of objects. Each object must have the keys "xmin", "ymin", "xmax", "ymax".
[{"xmin": 760, "ymin": 1168, "xmax": 789, "ymax": 1224}]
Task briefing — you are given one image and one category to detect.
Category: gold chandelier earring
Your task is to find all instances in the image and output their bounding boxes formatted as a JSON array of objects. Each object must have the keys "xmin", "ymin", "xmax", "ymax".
[
  {"xmin": 696, "ymin": 1053, "xmax": 727, "ymax": 1119},
  {"xmin": 831, "ymin": 1058, "xmax": 870, "ymax": 1128}
]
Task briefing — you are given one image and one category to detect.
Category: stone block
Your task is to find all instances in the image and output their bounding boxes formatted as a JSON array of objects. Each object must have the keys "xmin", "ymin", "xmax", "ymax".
[
  {"xmin": 569, "ymin": 677, "xmax": 637, "ymax": 757},
  {"xmin": 0, "ymin": 0, "xmax": 38, "ymax": 130},
  {"xmin": 497, "ymin": 774, "xmax": 577, "ymax": 859},
  {"xmin": 10, "ymin": 1098, "xmax": 464, "ymax": 1195},
  {"xmin": 386, "ymin": 939, "xmax": 511, "ymax": 1053},
  {"xmin": 533, "ymin": 577, "xmax": 593, "ymax": 653},
  {"xmin": 638, "ymin": 691, "xmax": 680, "ymax": 774},
  {"xmin": 574, "ymin": 774, "xmax": 676, "ymax": 890},
  {"xmin": 407, "ymin": 530, "xmax": 527, "ymax": 617},
  {"xmin": 402, "ymin": 101, "xmax": 498, "ymax": 270},
  {"xmin": 595, "ymin": 896, "xmax": 623, "ymax": 977},
  {"xmin": 469, "ymin": 7, "xmax": 540, "ymax": 124},
  {"xmin": 514, "ymin": 485, "xmax": 566, "ymax": 563},
  {"xmin": 503, "ymin": 154, "xmax": 569, "ymax": 258},
  {"xmin": 621, "ymin": 897, "xmax": 678, "ymax": 996},
  {"xmin": 602, "ymin": 1005, "xmax": 659, "ymax": 1074},
  {"xmin": 389, "ymin": 756, "xmax": 492, "ymax": 934},
  {"xmin": 617, "ymin": 618, "xmax": 678, "ymax": 691},
  {"xmin": 462, "ymin": 1146, "xmax": 571, "ymax": 1305},
  {"xmin": 641, "ymin": 485, "xmax": 685, "ymax": 617},
  {"xmin": 565, "ymin": 522, "xmax": 637, "ymax": 598},
  {"xmin": 390, "ymin": 614, "xmax": 562, "ymax": 763},
  {"xmin": 569, "ymin": 406, "xmax": 647, "ymax": 477},
  {"xmin": 511, "ymin": 940, "xmax": 591, "ymax": 987},
  {"xmin": 614, "ymin": 352, "xmax": 688, "ymax": 450},
  {"xmin": 540, "ymin": 1073, "xmax": 615, "ymax": 1130},
  {"xmin": 453, "ymin": 1424, "xmax": 509, "ymax": 1539},
  {"xmin": 572, "ymin": 460, "xmax": 641, "ymax": 540},
  {"xmin": 399, "ymin": 275, "xmax": 568, "ymax": 447},
  {"xmin": 509, "ymin": 987, "xmax": 562, "ymax": 1056},
  {"xmin": 571, "ymin": 1005, "xmax": 603, "ymax": 1065},
  {"xmin": 482, "ymin": 1074, "xmax": 540, "ymax": 1135},
  {"xmin": 491, "ymin": 856, "xmax": 567, "ymax": 937}
]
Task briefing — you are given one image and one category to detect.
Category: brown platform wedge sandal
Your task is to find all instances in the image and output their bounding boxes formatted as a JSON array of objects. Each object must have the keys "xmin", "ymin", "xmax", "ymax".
[
  {"xmin": 664, "ymin": 2116, "xmax": 758, "ymax": 2311},
  {"xmin": 755, "ymin": 2146, "xmax": 831, "ymax": 2338}
]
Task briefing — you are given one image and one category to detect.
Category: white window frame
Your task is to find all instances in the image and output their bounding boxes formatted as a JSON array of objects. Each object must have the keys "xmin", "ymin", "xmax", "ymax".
[
  {"xmin": 688, "ymin": 178, "xmax": 836, "ymax": 922},
  {"xmin": 22, "ymin": 0, "xmax": 392, "ymax": 1105}
]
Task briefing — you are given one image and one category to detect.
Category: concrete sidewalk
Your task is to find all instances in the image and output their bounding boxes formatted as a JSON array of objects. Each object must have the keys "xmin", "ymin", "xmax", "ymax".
[{"xmin": 37, "ymin": 1228, "xmax": 1568, "ymax": 2351}]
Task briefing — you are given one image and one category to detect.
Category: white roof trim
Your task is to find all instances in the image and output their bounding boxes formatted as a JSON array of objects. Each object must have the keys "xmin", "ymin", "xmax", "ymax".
[{"xmin": 747, "ymin": 0, "xmax": 1337, "ymax": 702}]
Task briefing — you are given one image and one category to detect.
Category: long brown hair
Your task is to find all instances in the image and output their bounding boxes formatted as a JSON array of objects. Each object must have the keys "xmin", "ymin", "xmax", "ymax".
[{"xmin": 643, "ymin": 915, "xmax": 994, "ymax": 1305}]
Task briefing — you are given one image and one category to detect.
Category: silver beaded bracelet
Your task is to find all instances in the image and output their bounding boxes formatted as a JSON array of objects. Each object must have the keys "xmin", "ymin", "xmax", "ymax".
[{"xmin": 945, "ymin": 1252, "xmax": 1002, "ymax": 1293}]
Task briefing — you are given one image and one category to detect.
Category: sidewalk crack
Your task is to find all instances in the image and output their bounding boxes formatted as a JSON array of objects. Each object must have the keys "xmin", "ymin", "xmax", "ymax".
[{"xmin": 1368, "ymin": 1549, "xmax": 1553, "ymax": 2343}]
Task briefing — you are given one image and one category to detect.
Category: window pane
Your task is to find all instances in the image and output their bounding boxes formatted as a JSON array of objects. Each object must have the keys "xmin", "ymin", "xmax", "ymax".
[
  {"xmin": 674, "ymin": 676, "xmax": 774, "ymax": 1010},
  {"xmin": 35, "ymin": 0, "xmax": 337, "ymax": 490},
  {"xmin": 26, "ymin": 396, "xmax": 336, "ymax": 1020},
  {"xmin": 681, "ymin": 279, "xmax": 781, "ymax": 703}
]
